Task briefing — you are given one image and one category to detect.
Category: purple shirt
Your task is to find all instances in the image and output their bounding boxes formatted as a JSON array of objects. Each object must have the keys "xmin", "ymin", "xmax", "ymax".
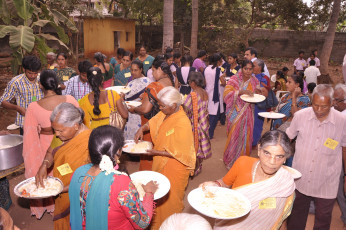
[{"xmin": 192, "ymin": 58, "xmax": 206, "ymax": 73}]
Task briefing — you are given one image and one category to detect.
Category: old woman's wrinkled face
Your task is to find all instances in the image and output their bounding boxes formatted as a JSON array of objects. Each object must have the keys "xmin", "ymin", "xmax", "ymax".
[
  {"xmin": 258, "ymin": 144, "xmax": 286, "ymax": 175},
  {"xmin": 52, "ymin": 121, "xmax": 79, "ymax": 142},
  {"xmin": 158, "ymin": 100, "xmax": 177, "ymax": 116}
]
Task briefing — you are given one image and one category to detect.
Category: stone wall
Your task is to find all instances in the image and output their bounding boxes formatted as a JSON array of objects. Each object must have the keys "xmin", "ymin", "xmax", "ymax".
[{"xmin": 137, "ymin": 26, "xmax": 346, "ymax": 63}]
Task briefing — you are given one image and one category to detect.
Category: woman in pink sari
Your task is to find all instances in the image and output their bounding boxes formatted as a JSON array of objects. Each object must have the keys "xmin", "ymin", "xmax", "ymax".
[
  {"xmin": 223, "ymin": 59, "xmax": 263, "ymax": 169},
  {"xmin": 23, "ymin": 70, "xmax": 78, "ymax": 219}
]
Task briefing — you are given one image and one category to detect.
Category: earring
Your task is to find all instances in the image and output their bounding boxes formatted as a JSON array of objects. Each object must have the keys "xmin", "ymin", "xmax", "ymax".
[{"xmin": 117, "ymin": 159, "xmax": 120, "ymax": 164}]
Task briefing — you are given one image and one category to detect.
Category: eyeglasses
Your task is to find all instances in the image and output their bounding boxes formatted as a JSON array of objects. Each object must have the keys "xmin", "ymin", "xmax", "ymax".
[
  {"xmin": 333, "ymin": 98, "xmax": 346, "ymax": 103},
  {"xmin": 260, "ymin": 149, "xmax": 286, "ymax": 161}
]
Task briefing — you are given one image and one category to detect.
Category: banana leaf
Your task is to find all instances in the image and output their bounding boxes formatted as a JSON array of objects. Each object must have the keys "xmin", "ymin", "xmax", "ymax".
[
  {"xmin": 51, "ymin": 9, "xmax": 78, "ymax": 33},
  {"xmin": 0, "ymin": 25, "xmax": 17, "ymax": 38},
  {"xmin": 9, "ymin": 25, "xmax": 35, "ymax": 52},
  {"xmin": 0, "ymin": 0, "xmax": 11, "ymax": 24},
  {"xmin": 49, "ymin": 22, "xmax": 69, "ymax": 44},
  {"xmin": 37, "ymin": 33, "xmax": 71, "ymax": 54},
  {"xmin": 13, "ymin": 0, "xmax": 34, "ymax": 24},
  {"xmin": 32, "ymin": 20, "xmax": 51, "ymax": 28}
]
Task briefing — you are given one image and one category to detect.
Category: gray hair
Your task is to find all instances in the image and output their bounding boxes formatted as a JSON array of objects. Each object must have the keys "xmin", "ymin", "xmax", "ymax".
[
  {"xmin": 258, "ymin": 130, "xmax": 292, "ymax": 158},
  {"xmin": 335, "ymin": 83, "xmax": 346, "ymax": 99},
  {"xmin": 47, "ymin": 52, "xmax": 57, "ymax": 58},
  {"xmin": 312, "ymin": 84, "xmax": 334, "ymax": 104},
  {"xmin": 159, "ymin": 213, "xmax": 212, "ymax": 230},
  {"xmin": 157, "ymin": 86, "xmax": 183, "ymax": 108},
  {"xmin": 50, "ymin": 103, "xmax": 84, "ymax": 127},
  {"xmin": 254, "ymin": 59, "xmax": 265, "ymax": 72}
]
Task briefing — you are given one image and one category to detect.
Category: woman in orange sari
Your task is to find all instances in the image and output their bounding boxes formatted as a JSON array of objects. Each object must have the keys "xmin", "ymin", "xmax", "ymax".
[
  {"xmin": 128, "ymin": 56, "xmax": 174, "ymax": 170},
  {"xmin": 35, "ymin": 103, "xmax": 91, "ymax": 229},
  {"xmin": 135, "ymin": 86, "xmax": 196, "ymax": 230},
  {"xmin": 223, "ymin": 59, "xmax": 263, "ymax": 169}
]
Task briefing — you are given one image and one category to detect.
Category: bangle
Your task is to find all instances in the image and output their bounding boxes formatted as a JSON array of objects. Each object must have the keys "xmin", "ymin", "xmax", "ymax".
[
  {"xmin": 214, "ymin": 180, "xmax": 222, "ymax": 187},
  {"xmin": 43, "ymin": 159, "xmax": 50, "ymax": 167}
]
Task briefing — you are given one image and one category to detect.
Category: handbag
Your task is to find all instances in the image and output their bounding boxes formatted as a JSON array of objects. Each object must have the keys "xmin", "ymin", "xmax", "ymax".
[
  {"xmin": 257, "ymin": 76, "xmax": 279, "ymax": 109},
  {"xmin": 143, "ymin": 88, "xmax": 161, "ymax": 120},
  {"xmin": 106, "ymin": 90, "xmax": 126, "ymax": 130}
]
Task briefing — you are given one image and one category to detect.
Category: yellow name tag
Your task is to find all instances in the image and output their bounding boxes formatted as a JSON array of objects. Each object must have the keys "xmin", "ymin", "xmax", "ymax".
[
  {"xmin": 49, "ymin": 66, "xmax": 55, "ymax": 70},
  {"xmin": 324, "ymin": 138, "xmax": 339, "ymax": 150},
  {"xmin": 259, "ymin": 197, "xmax": 276, "ymax": 209},
  {"xmin": 166, "ymin": 128, "xmax": 174, "ymax": 136},
  {"xmin": 144, "ymin": 61, "xmax": 149, "ymax": 64},
  {"xmin": 57, "ymin": 163, "xmax": 73, "ymax": 176},
  {"xmin": 220, "ymin": 67, "xmax": 225, "ymax": 72},
  {"xmin": 124, "ymin": 72, "xmax": 131, "ymax": 78},
  {"xmin": 231, "ymin": 69, "xmax": 237, "ymax": 74},
  {"xmin": 63, "ymin": 75, "xmax": 69, "ymax": 81}
]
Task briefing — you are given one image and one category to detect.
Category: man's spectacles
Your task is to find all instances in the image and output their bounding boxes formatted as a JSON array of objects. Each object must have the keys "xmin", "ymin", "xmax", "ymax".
[{"xmin": 333, "ymin": 98, "xmax": 346, "ymax": 103}]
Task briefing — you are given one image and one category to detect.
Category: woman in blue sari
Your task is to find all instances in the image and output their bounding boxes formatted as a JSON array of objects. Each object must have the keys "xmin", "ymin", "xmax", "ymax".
[
  {"xmin": 114, "ymin": 51, "xmax": 133, "ymax": 86},
  {"xmin": 252, "ymin": 59, "xmax": 269, "ymax": 147},
  {"xmin": 136, "ymin": 45, "xmax": 154, "ymax": 76}
]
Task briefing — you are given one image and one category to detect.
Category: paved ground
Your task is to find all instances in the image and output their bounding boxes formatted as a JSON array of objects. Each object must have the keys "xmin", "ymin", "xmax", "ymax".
[{"xmin": 6, "ymin": 121, "xmax": 344, "ymax": 229}]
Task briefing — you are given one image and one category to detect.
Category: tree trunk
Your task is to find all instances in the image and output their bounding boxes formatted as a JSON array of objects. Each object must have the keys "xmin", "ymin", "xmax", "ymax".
[
  {"xmin": 190, "ymin": 0, "xmax": 198, "ymax": 58},
  {"xmin": 319, "ymin": 0, "xmax": 341, "ymax": 75},
  {"xmin": 162, "ymin": 0, "xmax": 174, "ymax": 53}
]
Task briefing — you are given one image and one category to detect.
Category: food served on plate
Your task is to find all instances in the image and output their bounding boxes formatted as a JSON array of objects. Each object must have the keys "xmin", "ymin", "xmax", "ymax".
[
  {"xmin": 200, "ymin": 187, "xmax": 249, "ymax": 218},
  {"xmin": 123, "ymin": 141, "xmax": 152, "ymax": 153},
  {"xmin": 18, "ymin": 178, "xmax": 62, "ymax": 197},
  {"xmin": 106, "ymin": 86, "xmax": 131, "ymax": 94}
]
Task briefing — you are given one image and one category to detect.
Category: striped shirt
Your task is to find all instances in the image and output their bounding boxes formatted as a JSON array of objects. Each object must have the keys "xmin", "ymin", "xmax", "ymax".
[
  {"xmin": 63, "ymin": 75, "xmax": 92, "ymax": 101},
  {"xmin": 286, "ymin": 107, "xmax": 346, "ymax": 199},
  {"xmin": 0, "ymin": 74, "xmax": 43, "ymax": 127}
]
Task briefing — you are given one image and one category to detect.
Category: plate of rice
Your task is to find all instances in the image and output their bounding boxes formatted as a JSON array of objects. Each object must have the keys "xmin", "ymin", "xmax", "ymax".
[
  {"xmin": 14, "ymin": 176, "xmax": 63, "ymax": 199},
  {"xmin": 188, "ymin": 186, "xmax": 251, "ymax": 219},
  {"xmin": 106, "ymin": 86, "xmax": 131, "ymax": 94},
  {"xmin": 122, "ymin": 140, "xmax": 153, "ymax": 154}
]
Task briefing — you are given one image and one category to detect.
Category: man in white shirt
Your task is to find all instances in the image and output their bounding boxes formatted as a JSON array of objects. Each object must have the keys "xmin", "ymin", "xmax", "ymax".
[
  {"xmin": 244, "ymin": 47, "xmax": 270, "ymax": 77},
  {"xmin": 334, "ymin": 84, "xmax": 346, "ymax": 229},
  {"xmin": 293, "ymin": 50, "xmax": 307, "ymax": 74},
  {"xmin": 304, "ymin": 60, "xmax": 321, "ymax": 84}
]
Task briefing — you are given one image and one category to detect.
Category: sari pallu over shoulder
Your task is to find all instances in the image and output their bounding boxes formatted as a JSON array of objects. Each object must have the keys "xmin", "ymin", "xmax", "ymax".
[
  {"xmin": 52, "ymin": 129, "xmax": 91, "ymax": 228},
  {"xmin": 214, "ymin": 166, "xmax": 296, "ymax": 230}
]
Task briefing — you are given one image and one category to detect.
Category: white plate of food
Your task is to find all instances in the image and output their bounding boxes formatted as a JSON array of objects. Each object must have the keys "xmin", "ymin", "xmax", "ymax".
[
  {"xmin": 240, "ymin": 94, "xmax": 266, "ymax": 103},
  {"xmin": 14, "ymin": 176, "xmax": 63, "ymax": 199},
  {"xmin": 7, "ymin": 124, "xmax": 20, "ymax": 130},
  {"xmin": 282, "ymin": 166, "xmax": 302, "ymax": 179},
  {"xmin": 106, "ymin": 86, "xmax": 131, "ymax": 94},
  {"xmin": 125, "ymin": 101, "xmax": 142, "ymax": 108},
  {"xmin": 258, "ymin": 112, "xmax": 285, "ymax": 119},
  {"xmin": 122, "ymin": 140, "xmax": 153, "ymax": 154},
  {"xmin": 188, "ymin": 186, "xmax": 251, "ymax": 220},
  {"xmin": 130, "ymin": 171, "xmax": 170, "ymax": 201}
]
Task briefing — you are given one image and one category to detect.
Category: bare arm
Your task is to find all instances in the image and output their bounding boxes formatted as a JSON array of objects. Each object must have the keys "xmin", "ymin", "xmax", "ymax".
[
  {"xmin": 1, "ymin": 100, "xmax": 26, "ymax": 116},
  {"xmin": 35, "ymin": 146, "xmax": 54, "ymax": 187},
  {"xmin": 116, "ymin": 99, "xmax": 128, "ymax": 119},
  {"xmin": 130, "ymin": 97, "xmax": 153, "ymax": 115}
]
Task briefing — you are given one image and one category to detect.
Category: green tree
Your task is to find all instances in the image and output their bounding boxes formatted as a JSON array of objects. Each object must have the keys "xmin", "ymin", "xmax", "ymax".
[{"xmin": 0, "ymin": 0, "xmax": 78, "ymax": 74}]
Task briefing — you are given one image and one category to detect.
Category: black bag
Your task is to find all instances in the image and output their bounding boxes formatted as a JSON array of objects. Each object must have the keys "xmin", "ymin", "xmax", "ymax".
[
  {"xmin": 257, "ymin": 89, "xmax": 279, "ymax": 109},
  {"xmin": 143, "ymin": 88, "xmax": 161, "ymax": 119}
]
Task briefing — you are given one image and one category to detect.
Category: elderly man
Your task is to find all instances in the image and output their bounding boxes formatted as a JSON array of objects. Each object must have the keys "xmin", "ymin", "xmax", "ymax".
[
  {"xmin": 334, "ymin": 83, "xmax": 346, "ymax": 229},
  {"xmin": 244, "ymin": 47, "xmax": 270, "ymax": 77},
  {"xmin": 46, "ymin": 52, "xmax": 58, "ymax": 69},
  {"xmin": 286, "ymin": 84, "xmax": 346, "ymax": 230}
]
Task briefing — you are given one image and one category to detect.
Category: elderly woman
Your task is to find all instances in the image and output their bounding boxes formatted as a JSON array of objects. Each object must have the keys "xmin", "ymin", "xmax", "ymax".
[
  {"xmin": 135, "ymin": 86, "xmax": 196, "ymax": 230},
  {"xmin": 223, "ymin": 59, "xmax": 263, "ymax": 169},
  {"xmin": 252, "ymin": 59, "xmax": 270, "ymax": 147},
  {"xmin": 69, "ymin": 126, "xmax": 158, "ymax": 229},
  {"xmin": 35, "ymin": 103, "xmax": 91, "ymax": 229},
  {"xmin": 200, "ymin": 130, "xmax": 296, "ymax": 230}
]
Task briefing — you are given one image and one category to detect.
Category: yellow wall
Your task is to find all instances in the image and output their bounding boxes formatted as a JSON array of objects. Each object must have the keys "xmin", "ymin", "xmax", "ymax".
[{"xmin": 84, "ymin": 18, "xmax": 135, "ymax": 59}]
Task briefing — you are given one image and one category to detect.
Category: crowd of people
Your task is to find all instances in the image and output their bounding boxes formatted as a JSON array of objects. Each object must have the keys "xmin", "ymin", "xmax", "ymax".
[{"xmin": 0, "ymin": 45, "xmax": 345, "ymax": 230}]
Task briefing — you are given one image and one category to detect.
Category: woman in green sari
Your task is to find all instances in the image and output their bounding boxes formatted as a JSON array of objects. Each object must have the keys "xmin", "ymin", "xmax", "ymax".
[
  {"xmin": 54, "ymin": 53, "xmax": 76, "ymax": 89},
  {"xmin": 114, "ymin": 51, "xmax": 133, "ymax": 86},
  {"xmin": 136, "ymin": 45, "xmax": 154, "ymax": 76}
]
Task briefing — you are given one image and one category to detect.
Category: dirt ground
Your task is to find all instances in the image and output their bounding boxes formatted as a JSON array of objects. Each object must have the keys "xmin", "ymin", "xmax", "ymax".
[{"xmin": 1, "ymin": 59, "xmax": 345, "ymax": 229}]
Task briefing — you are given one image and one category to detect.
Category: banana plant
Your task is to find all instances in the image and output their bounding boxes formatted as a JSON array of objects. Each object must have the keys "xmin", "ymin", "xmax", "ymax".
[{"xmin": 0, "ymin": 0, "xmax": 78, "ymax": 74}]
